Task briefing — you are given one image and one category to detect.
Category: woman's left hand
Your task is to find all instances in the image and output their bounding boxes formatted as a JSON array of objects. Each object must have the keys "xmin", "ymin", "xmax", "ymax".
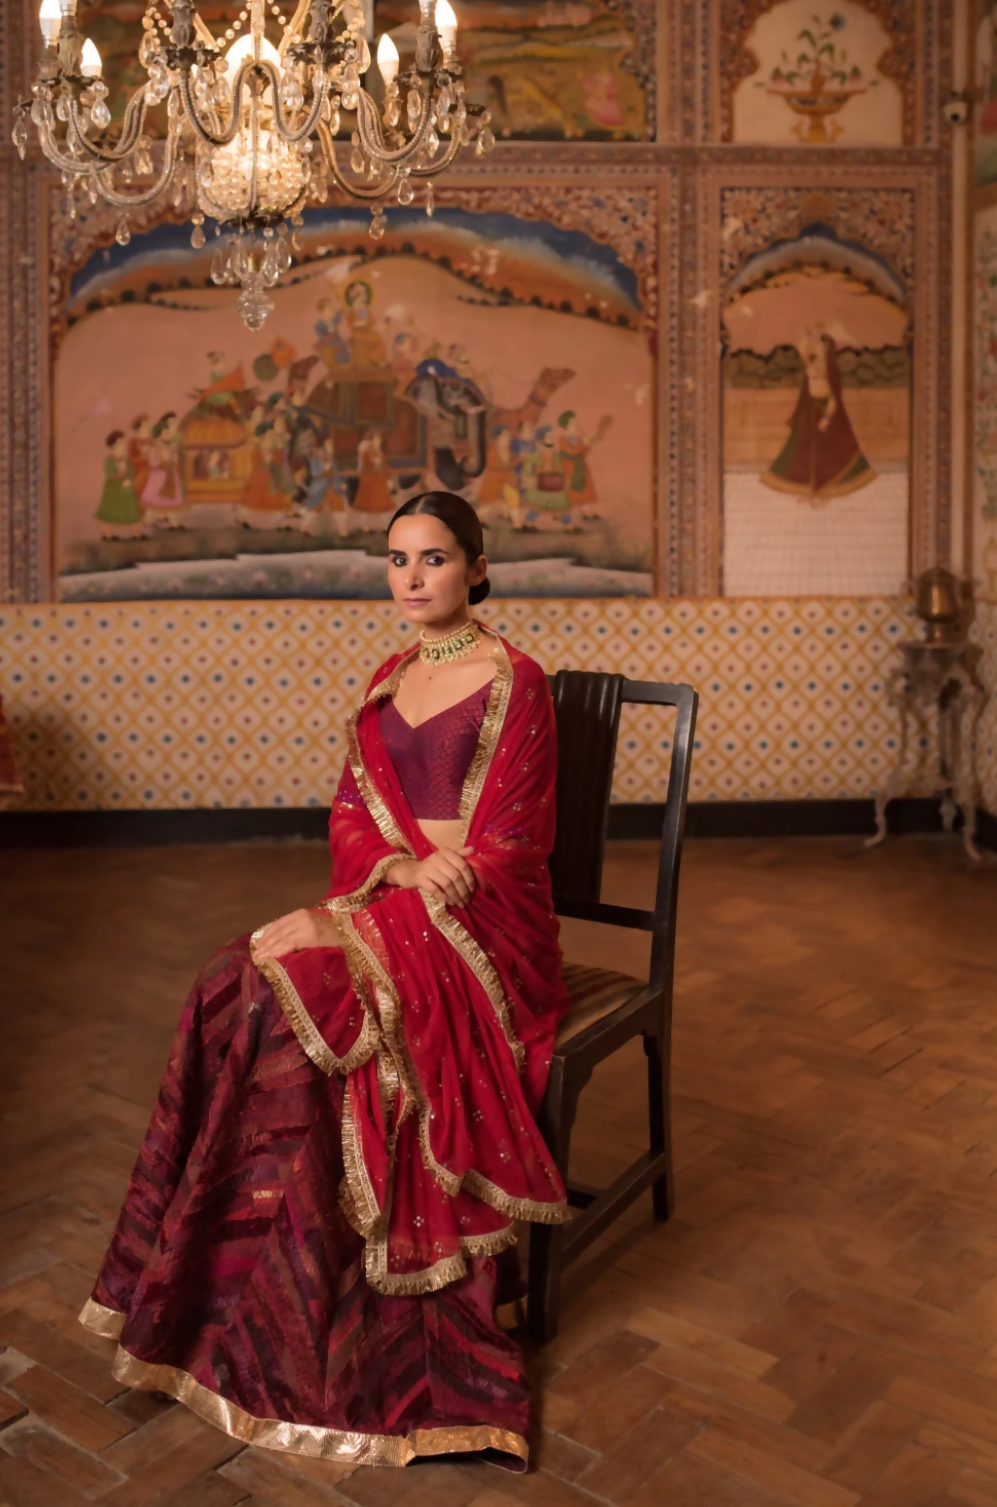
[{"xmin": 253, "ymin": 908, "xmax": 340, "ymax": 960}]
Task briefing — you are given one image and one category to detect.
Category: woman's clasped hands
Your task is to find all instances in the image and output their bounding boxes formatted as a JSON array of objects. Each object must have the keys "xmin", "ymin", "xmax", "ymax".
[
  {"xmin": 388, "ymin": 844, "xmax": 478, "ymax": 907},
  {"xmin": 253, "ymin": 846, "xmax": 479, "ymax": 962}
]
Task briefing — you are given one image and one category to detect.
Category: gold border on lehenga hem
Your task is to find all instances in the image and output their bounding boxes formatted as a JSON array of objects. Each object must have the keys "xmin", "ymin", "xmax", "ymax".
[{"xmin": 73, "ymin": 1325, "xmax": 528, "ymax": 1467}]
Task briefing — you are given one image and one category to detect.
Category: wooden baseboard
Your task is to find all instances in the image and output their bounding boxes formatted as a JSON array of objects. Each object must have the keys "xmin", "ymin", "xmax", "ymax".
[{"xmin": 3, "ymin": 798, "xmax": 995, "ymax": 850}]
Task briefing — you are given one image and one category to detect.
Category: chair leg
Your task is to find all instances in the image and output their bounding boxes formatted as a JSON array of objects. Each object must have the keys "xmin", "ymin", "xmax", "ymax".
[
  {"xmin": 645, "ymin": 1030, "xmax": 674, "ymax": 1221},
  {"xmin": 528, "ymin": 1058, "xmax": 577, "ymax": 1344}
]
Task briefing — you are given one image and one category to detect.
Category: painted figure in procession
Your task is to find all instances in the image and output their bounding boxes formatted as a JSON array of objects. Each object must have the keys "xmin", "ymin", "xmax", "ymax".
[
  {"xmin": 762, "ymin": 328, "xmax": 874, "ymax": 501},
  {"xmin": 97, "ymin": 431, "xmax": 143, "ymax": 537}
]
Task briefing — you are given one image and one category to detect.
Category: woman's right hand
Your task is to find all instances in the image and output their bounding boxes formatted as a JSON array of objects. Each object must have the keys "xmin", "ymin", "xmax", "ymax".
[{"xmin": 388, "ymin": 846, "xmax": 477, "ymax": 907}]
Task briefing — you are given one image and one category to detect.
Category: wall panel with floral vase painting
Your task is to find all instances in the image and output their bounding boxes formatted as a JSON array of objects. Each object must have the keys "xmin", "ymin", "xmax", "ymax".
[
  {"xmin": 714, "ymin": 0, "xmax": 928, "ymax": 146},
  {"xmin": 51, "ymin": 179, "xmax": 660, "ymax": 602}
]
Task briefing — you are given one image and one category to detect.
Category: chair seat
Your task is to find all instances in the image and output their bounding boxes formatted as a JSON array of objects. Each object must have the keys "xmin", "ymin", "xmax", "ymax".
[{"xmin": 556, "ymin": 961, "xmax": 645, "ymax": 1047}]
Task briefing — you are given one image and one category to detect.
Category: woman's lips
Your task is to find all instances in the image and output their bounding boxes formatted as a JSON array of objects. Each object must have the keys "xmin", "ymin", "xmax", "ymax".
[{"xmin": 405, "ymin": 597, "xmax": 430, "ymax": 603}]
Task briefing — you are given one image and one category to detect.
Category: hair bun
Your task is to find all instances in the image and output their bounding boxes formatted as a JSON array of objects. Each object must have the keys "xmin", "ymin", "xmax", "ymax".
[{"xmin": 469, "ymin": 577, "xmax": 491, "ymax": 606}]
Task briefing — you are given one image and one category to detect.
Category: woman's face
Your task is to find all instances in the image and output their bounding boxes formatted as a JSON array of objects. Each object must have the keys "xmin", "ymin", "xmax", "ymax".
[{"xmin": 387, "ymin": 512, "xmax": 486, "ymax": 627}]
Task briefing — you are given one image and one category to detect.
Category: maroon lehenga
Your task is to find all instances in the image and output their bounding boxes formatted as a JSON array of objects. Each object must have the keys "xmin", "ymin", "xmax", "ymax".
[{"xmin": 79, "ymin": 628, "xmax": 570, "ymax": 1468}]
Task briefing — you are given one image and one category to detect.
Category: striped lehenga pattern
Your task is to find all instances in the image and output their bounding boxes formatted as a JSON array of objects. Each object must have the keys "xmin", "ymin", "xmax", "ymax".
[{"xmin": 79, "ymin": 935, "xmax": 531, "ymax": 1467}]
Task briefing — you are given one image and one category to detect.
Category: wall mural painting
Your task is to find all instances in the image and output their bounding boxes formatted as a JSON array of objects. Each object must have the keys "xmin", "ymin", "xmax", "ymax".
[
  {"xmin": 80, "ymin": 0, "xmax": 653, "ymax": 139},
  {"xmin": 728, "ymin": 1, "xmax": 904, "ymax": 146},
  {"xmin": 974, "ymin": 212, "xmax": 997, "ymax": 599},
  {"xmin": 54, "ymin": 203, "xmax": 654, "ymax": 601},
  {"xmin": 721, "ymin": 204, "xmax": 911, "ymax": 596},
  {"xmin": 376, "ymin": 0, "xmax": 652, "ymax": 140},
  {"xmin": 976, "ymin": 4, "xmax": 997, "ymax": 189}
]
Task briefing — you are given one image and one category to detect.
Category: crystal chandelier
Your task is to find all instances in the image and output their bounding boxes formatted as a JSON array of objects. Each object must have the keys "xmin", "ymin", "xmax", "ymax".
[{"xmin": 13, "ymin": 0, "xmax": 496, "ymax": 329}]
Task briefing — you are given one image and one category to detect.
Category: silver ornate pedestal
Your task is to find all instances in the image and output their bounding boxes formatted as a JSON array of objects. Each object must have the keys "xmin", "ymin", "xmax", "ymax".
[{"xmin": 867, "ymin": 640, "xmax": 986, "ymax": 861}]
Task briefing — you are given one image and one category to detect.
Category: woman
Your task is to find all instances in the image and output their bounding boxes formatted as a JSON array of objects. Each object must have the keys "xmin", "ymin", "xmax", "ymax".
[
  {"xmin": 79, "ymin": 492, "xmax": 571, "ymax": 1469},
  {"xmin": 762, "ymin": 328, "xmax": 874, "ymax": 500}
]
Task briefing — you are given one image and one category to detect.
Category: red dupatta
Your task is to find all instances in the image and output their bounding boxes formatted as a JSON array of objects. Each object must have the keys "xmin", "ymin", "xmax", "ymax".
[{"xmin": 252, "ymin": 626, "xmax": 570, "ymax": 1295}]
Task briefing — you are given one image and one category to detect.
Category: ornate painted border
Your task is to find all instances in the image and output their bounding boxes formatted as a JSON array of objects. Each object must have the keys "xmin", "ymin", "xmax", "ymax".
[{"xmin": 681, "ymin": 159, "xmax": 949, "ymax": 596}]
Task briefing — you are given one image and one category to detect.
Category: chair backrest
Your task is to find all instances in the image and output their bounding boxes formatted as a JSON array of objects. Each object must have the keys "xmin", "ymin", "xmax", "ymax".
[
  {"xmin": 547, "ymin": 671, "xmax": 699, "ymax": 993},
  {"xmin": 547, "ymin": 670, "xmax": 624, "ymax": 905}
]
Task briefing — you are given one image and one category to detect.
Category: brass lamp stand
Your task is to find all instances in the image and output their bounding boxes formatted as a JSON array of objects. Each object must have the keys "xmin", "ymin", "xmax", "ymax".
[{"xmin": 867, "ymin": 568, "xmax": 986, "ymax": 861}]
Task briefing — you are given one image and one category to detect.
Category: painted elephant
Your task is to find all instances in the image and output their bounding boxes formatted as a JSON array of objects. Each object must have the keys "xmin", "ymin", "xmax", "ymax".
[{"xmin": 403, "ymin": 358, "xmax": 490, "ymax": 492}]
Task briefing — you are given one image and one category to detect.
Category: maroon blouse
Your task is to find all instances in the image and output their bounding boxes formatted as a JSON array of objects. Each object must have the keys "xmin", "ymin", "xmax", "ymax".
[{"xmin": 379, "ymin": 683, "xmax": 491, "ymax": 820}]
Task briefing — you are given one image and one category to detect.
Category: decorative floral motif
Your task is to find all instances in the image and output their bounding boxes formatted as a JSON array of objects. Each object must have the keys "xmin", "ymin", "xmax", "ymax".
[
  {"xmin": 758, "ymin": 11, "xmax": 881, "ymax": 143},
  {"xmin": 719, "ymin": 0, "xmax": 917, "ymax": 144}
]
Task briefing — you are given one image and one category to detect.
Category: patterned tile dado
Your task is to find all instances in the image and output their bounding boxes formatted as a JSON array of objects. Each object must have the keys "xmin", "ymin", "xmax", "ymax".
[{"xmin": 0, "ymin": 597, "xmax": 918, "ymax": 811}]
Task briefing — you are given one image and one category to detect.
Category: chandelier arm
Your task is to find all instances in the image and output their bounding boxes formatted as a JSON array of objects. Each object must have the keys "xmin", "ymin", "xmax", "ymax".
[
  {"xmin": 353, "ymin": 88, "xmax": 435, "ymax": 165},
  {"xmin": 258, "ymin": 61, "xmax": 329, "ymax": 142},
  {"xmin": 404, "ymin": 131, "xmax": 462, "ymax": 177},
  {"xmin": 179, "ymin": 71, "xmax": 248, "ymax": 147},
  {"xmin": 317, "ymin": 124, "xmax": 397, "ymax": 200},
  {"xmin": 63, "ymin": 90, "xmax": 151, "ymax": 164},
  {"xmin": 93, "ymin": 133, "xmax": 183, "ymax": 208}
]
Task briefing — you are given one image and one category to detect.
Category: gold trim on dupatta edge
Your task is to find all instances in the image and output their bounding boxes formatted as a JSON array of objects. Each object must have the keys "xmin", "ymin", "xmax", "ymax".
[
  {"xmin": 458, "ymin": 627, "xmax": 513, "ymax": 841},
  {"xmin": 346, "ymin": 645, "xmax": 420, "ymax": 852},
  {"xmin": 100, "ymin": 1345, "xmax": 528, "ymax": 1466},
  {"xmin": 324, "ymin": 852, "xmax": 410, "ymax": 914},
  {"xmin": 78, "ymin": 1297, "xmax": 125, "ymax": 1339},
  {"xmin": 250, "ymin": 923, "xmax": 381, "ymax": 1079},
  {"xmin": 420, "ymin": 892, "xmax": 526, "ymax": 1072}
]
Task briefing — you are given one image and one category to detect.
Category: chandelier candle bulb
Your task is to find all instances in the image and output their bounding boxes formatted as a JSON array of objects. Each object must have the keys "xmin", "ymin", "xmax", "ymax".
[
  {"xmin": 38, "ymin": 0, "xmax": 62, "ymax": 46},
  {"xmin": 79, "ymin": 37, "xmax": 102, "ymax": 76},
  {"xmin": 435, "ymin": 0, "xmax": 457, "ymax": 62},
  {"xmin": 376, "ymin": 31, "xmax": 399, "ymax": 87}
]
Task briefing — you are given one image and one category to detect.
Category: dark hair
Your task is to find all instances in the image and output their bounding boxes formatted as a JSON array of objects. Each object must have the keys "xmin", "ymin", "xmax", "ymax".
[{"xmin": 388, "ymin": 490, "xmax": 491, "ymax": 605}]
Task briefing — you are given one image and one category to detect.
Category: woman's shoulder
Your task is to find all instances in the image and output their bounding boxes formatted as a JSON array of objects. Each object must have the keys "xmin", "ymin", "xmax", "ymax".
[
  {"xmin": 486, "ymin": 631, "xmax": 550, "ymax": 694},
  {"xmin": 363, "ymin": 645, "xmax": 414, "ymax": 697}
]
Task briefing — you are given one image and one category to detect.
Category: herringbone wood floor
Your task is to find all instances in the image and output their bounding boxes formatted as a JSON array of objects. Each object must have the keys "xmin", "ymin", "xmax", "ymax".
[{"xmin": 2, "ymin": 835, "xmax": 997, "ymax": 1507}]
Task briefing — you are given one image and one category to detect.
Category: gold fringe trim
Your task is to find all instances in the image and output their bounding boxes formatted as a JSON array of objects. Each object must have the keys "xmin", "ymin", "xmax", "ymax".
[
  {"xmin": 250, "ymin": 924, "xmax": 381, "ymax": 1079},
  {"xmin": 342, "ymin": 1075, "xmax": 383, "ymax": 1236},
  {"xmin": 324, "ymin": 853, "xmax": 410, "ymax": 914},
  {"xmin": 78, "ymin": 1297, "xmax": 125, "ymax": 1339},
  {"xmin": 463, "ymin": 1168, "xmax": 571, "ymax": 1225},
  {"xmin": 109, "ymin": 1346, "xmax": 528, "ymax": 1467},
  {"xmin": 347, "ymin": 649, "xmax": 419, "ymax": 853},
  {"xmin": 462, "ymin": 1224, "xmax": 518, "ymax": 1259},
  {"xmin": 422, "ymin": 892, "xmax": 526, "ymax": 1072},
  {"xmin": 459, "ymin": 630, "xmax": 513, "ymax": 840}
]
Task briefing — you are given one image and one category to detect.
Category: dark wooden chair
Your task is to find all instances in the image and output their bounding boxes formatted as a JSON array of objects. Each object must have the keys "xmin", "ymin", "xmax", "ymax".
[{"xmin": 527, "ymin": 671, "xmax": 699, "ymax": 1343}]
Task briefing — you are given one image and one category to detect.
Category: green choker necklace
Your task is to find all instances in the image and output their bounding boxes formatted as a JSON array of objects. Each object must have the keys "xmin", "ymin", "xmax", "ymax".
[{"xmin": 419, "ymin": 620, "xmax": 482, "ymax": 666}]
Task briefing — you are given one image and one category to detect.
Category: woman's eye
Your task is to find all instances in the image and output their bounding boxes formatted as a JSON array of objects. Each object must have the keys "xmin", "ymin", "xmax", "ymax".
[
  {"xmin": 426, "ymin": 554, "xmax": 445, "ymax": 567},
  {"xmin": 389, "ymin": 554, "xmax": 406, "ymax": 567}
]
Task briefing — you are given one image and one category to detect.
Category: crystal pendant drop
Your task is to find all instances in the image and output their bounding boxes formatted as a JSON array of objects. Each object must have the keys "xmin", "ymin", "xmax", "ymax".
[
  {"xmin": 116, "ymin": 218, "xmax": 131, "ymax": 246},
  {"xmin": 425, "ymin": 182, "xmax": 434, "ymax": 217},
  {"xmin": 397, "ymin": 175, "xmax": 414, "ymax": 206},
  {"xmin": 90, "ymin": 98, "xmax": 111, "ymax": 129},
  {"xmin": 427, "ymin": 126, "xmax": 439, "ymax": 155},
  {"xmin": 210, "ymin": 243, "xmax": 230, "ymax": 285},
  {"xmin": 407, "ymin": 88, "xmax": 421, "ymax": 125},
  {"xmin": 369, "ymin": 211, "xmax": 386, "ymax": 241},
  {"xmin": 11, "ymin": 117, "xmax": 27, "ymax": 159},
  {"xmin": 191, "ymin": 223, "xmax": 206, "ymax": 249}
]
